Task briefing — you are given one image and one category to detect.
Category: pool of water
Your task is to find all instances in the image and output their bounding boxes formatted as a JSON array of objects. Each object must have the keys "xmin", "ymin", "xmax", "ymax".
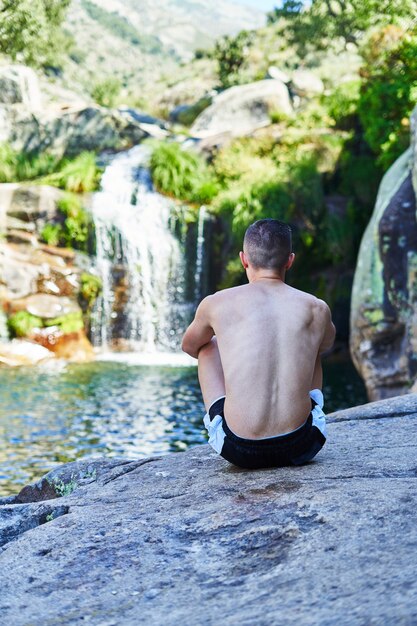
[{"xmin": 0, "ymin": 357, "xmax": 367, "ymax": 496}]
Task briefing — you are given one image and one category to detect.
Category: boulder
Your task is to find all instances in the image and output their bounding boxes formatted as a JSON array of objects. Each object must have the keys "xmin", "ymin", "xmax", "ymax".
[
  {"xmin": 0, "ymin": 395, "xmax": 417, "ymax": 624},
  {"xmin": 9, "ymin": 105, "xmax": 149, "ymax": 159},
  {"xmin": 190, "ymin": 79, "xmax": 292, "ymax": 139},
  {"xmin": 291, "ymin": 70, "xmax": 324, "ymax": 97},
  {"xmin": 8, "ymin": 294, "xmax": 80, "ymax": 318},
  {"xmin": 0, "ymin": 183, "xmax": 62, "ymax": 232},
  {"xmin": 30, "ymin": 328, "xmax": 94, "ymax": 361},
  {"xmin": 0, "ymin": 65, "xmax": 42, "ymax": 110},
  {"xmin": 0, "ymin": 339, "xmax": 54, "ymax": 366},
  {"xmin": 350, "ymin": 140, "xmax": 417, "ymax": 399},
  {"xmin": 266, "ymin": 66, "xmax": 290, "ymax": 83},
  {"xmin": 0, "ymin": 102, "xmax": 150, "ymax": 159}
]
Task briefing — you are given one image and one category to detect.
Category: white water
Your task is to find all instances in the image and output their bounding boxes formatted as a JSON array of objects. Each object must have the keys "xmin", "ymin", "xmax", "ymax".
[{"xmin": 90, "ymin": 144, "xmax": 189, "ymax": 353}]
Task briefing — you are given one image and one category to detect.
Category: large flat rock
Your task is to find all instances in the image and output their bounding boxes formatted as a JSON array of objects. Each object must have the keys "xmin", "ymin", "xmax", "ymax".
[{"xmin": 1, "ymin": 395, "xmax": 417, "ymax": 625}]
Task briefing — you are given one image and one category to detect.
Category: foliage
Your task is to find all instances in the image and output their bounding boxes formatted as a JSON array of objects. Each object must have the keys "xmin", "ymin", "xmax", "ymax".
[
  {"xmin": 40, "ymin": 223, "xmax": 62, "ymax": 247},
  {"xmin": 358, "ymin": 27, "xmax": 417, "ymax": 168},
  {"xmin": 42, "ymin": 152, "xmax": 102, "ymax": 193},
  {"xmin": 7, "ymin": 311, "xmax": 42, "ymax": 337},
  {"xmin": 44, "ymin": 311, "xmax": 84, "ymax": 333},
  {"xmin": 267, "ymin": 0, "xmax": 417, "ymax": 51},
  {"xmin": 323, "ymin": 81, "xmax": 361, "ymax": 129},
  {"xmin": 213, "ymin": 30, "xmax": 254, "ymax": 88},
  {"xmin": 149, "ymin": 142, "xmax": 219, "ymax": 204},
  {"xmin": 0, "ymin": 0, "xmax": 72, "ymax": 67},
  {"xmin": 91, "ymin": 77, "xmax": 122, "ymax": 108},
  {"xmin": 57, "ymin": 193, "xmax": 92, "ymax": 248},
  {"xmin": 0, "ymin": 143, "xmax": 59, "ymax": 183},
  {"xmin": 0, "ymin": 145, "xmax": 101, "ymax": 193},
  {"xmin": 39, "ymin": 193, "xmax": 92, "ymax": 251},
  {"xmin": 79, "ymin": 273, "xmax": 102, "ymax": 308}
]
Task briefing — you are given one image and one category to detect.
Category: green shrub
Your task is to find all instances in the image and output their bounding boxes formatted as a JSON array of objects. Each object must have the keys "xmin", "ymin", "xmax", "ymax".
[
  {"xmin": 40, "ymin": 223, "xmax": 63, "ymax": 247},
  {"xmin": 0, "ymin": 143, "xmax": 59, "ymax": 183},
  {"xmin": 214, "ymin": 30, "xmax": 254, "ymax": 88},
  {"xmin": 323, "ymin": 80, "xmax": 360, "ymax": 129},
  {"xmin": 0, "ymin": 144, "xmax": 101, "ymax": 193},
  {"xmin": 358, "ymin": 27, "xmax": 417, "ymax": 168},
  {"xmin": 40, "ymin": 193, "xmax": 92, "ymax": 251},
  {"xmin": 58, "ymin": 193, "xmax": 92, "ymax": 248},
  {"xmin": 91, "ymin": 77, "xmax": 122, "ymax": 108},
  {"xmin": 149, "ymin": 142, "xmax": 219, "ymax": 203},
  {"xmin": 7, "ymin": 311, "xmax": 42, "ymax": 337},
  {"xmin": 44, "ymin": 311, "xmax": 84, "ymax": 333},
  {"xmin": 79, "ymin": 273, "xmax": 102, "ymax": 308},
  {"xmin": 42, "ymin": 152, "xmax": 101, "ymax": 192}
]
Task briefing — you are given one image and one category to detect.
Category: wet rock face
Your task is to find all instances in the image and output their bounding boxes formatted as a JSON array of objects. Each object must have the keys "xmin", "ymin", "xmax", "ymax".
[
  {"xmin": 0, "ymin": 395, "xmax": 416, "ymax": 624},
  {"xmin": 350, "ymin": 107, "xmax": 417, "ymax": 399}
]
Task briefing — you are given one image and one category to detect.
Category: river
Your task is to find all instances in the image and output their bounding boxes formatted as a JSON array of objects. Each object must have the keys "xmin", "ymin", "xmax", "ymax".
[{"xmin": 0, "ymin": 356, "xmax": 366, "ymax": 496}]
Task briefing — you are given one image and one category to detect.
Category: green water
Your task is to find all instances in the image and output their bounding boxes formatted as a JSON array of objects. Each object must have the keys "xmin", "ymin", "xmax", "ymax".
[{"xmin": 0, "ymin": 358, "xmax": 367, "ymax": 496}]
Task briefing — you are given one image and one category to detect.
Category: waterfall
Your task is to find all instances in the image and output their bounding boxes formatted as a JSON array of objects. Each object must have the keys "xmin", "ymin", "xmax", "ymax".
[
  {"xmin": 90, "ymin": 144, "xmax": 203, "ymax": 353},
  {"xmin": 194, "ymin": 205, "xmax": 206, "ymax": 304}
]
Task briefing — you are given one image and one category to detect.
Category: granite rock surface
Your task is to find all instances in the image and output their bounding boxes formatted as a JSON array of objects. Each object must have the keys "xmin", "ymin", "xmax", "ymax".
[{"xmin": 0, "ymin": 395, "xmax": 417, "ymax": 625}]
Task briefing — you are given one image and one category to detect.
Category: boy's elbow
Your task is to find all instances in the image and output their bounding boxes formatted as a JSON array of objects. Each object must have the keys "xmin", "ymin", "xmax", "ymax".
[{"xmin": 181, "ymin": 337, "xmax": 198, "ymax": 359}]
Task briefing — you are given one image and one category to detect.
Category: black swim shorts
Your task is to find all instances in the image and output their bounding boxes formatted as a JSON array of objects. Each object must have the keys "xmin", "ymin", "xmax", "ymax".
[{"xmin": 203, "ymin": 393, "xmax": 326, "ymax": 470}]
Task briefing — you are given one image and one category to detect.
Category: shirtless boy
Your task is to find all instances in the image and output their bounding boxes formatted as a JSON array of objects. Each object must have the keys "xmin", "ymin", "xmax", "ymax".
[{"xmin": 182, "ymin": 219, "xmax": 336, "ymax": 469}]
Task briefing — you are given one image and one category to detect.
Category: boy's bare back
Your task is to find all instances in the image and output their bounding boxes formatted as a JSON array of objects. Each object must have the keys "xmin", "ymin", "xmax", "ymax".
[{"xmin": 187, "ymin": 279, "xmax": 334, "ymax": 438}]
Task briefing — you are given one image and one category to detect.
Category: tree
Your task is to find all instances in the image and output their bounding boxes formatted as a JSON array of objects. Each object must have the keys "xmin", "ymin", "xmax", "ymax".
[
  {"xmin": 268, "ymin": 0, "xmax": 417, "ymax": 51},
  {"xmin": 213, "ymin": 30, "xmax": 253, "ymax": 89},
  {"xmin": 0, "ymin": 0, "xmax": 71, "ymax": 67},
  {"xmin": 358, "ymin": 26, "xmax": 417, "ymax": 168}
]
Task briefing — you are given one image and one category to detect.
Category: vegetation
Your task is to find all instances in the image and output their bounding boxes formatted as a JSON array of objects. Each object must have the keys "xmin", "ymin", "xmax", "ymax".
[
  {"xmin": 80, "ymin": 0, "xmax": 162, "ymax": 53},
  {"xmin": 213, "ymin": 31, "xmax": 254, "ymax": 88},
  {"xmin": 44, "ymin": 311, "xmax": 84, "ymax": 333},
  {"xmin": 0, "ymin": 0, "xmax": 72, "ymax": 68},
  {"xmin": 0, "ymin": 143, "xmax": 59, "ymax": 183},
  {"xmin": 91, "ymin": 78, "xmax": 122, "ymax": 108},
  {"xmin": 7, "ymin": 309, "xmax": 84, "ymax": 338},
  {"xmin": 40, "ymin": 193, "xmax": 93, "ymax": 252},
  {"xmin": 149, "ymin": 142, "xmax": 219, "ymax": 204},
  {"xmin": 41, "ymin": 152, "xmax": 102, "ymax": 193},
  {"xmin": 7, "ymin": 311, "xmax": 42, "ymax": 337},
  {"xmin": 79, "ymin": 273, "xmax": 102, "ymax": 311},
  {"xmin": 358, "ymin": 26, "xmax": 417, "ymax": 168},
  {"xmin": 0, "ymin": 144, "xmax": 102, "ymax": 192},
  {"xmin": 267, "ymin": 0, "xmax": 417, "ymax": 49}
]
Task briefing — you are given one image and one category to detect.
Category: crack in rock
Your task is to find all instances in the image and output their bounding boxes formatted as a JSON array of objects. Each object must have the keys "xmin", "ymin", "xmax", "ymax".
[{"xmin": 0, "ymin": 503, "xmax": 70, "ymax": 550}]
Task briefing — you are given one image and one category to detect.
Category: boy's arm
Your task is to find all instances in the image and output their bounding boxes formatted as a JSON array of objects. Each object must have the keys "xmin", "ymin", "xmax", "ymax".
[
  {"xmin": 318, "ymin": 302, "xmax": 336, "ymax": 354},
  {"xmin": 181, "ymin": 296, "xmax": 214, "ymax": 359}
]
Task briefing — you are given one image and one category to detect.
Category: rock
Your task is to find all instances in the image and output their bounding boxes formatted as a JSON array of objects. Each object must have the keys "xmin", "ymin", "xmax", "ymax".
[
  {"xmin": 0, "ymin": 65, "xmax": 42, "ymax": 110},
  {"xmin": 350, "ymin": 147, "xmax": 417, "ymax": 400},
  {"xmin": 0, "ymin": 395, "xmax": 416, "ymax": 624},
  {"xmin": 266, "ymin": 66, "xmax": 290, "ymax": 83},
  {"xmin": 8, "ymin": 294, "xmax": 80, "ymax": 318},
  {"xmin": 190, "ymin": 79, "xmax": 292, "ymax": 139},
  {"xmin": 291, "ymin": 70, "xmax": 324, "ymax": 97},
  {"xmin": 0, "ymin": 339, "xmax": 54, "ymax": 366},
  {"xmin": 1, "ymin": 103, "xmax": 149, "ymax": 159},
  {"xmin": 0, "ymin": 183, "xmax": 62, "ymax": 231},
  {"xmin": 30, "ymin": 328, "xmax": 94, "ymax": 361}
]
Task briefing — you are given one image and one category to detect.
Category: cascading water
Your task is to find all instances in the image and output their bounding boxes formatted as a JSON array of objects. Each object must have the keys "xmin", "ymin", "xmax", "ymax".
[{"xmin": 90, "ymin": 144, "xmax": 206, "ymax": 353}]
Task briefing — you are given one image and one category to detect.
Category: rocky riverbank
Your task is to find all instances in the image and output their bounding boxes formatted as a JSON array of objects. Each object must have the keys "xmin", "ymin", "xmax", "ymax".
[{"xmin": 1, "ymin": 394, "xmax": 416, "ymax": 625}]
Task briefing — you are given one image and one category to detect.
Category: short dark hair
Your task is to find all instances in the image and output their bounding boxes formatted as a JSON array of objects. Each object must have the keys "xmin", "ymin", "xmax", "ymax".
[{"xmin": 243, "ymin": 219, "xmax": 292, "ymax": 271}]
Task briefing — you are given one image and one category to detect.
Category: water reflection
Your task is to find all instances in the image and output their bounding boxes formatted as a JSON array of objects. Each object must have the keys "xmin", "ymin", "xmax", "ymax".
[{"xmin": 0, "ymin": 358, "xmax": 367, "ymax": 495}]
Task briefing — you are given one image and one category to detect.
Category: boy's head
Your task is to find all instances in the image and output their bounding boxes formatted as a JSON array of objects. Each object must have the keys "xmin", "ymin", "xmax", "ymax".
[{"xmin": 242, "ymin": 219, "xmax": 293, "ymax": 273}]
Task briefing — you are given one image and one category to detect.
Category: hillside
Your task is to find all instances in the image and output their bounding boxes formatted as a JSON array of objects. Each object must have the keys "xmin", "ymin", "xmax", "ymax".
[{"xmin": 54, "ymin": 0, "xmax": 264, "ymax": 111}]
